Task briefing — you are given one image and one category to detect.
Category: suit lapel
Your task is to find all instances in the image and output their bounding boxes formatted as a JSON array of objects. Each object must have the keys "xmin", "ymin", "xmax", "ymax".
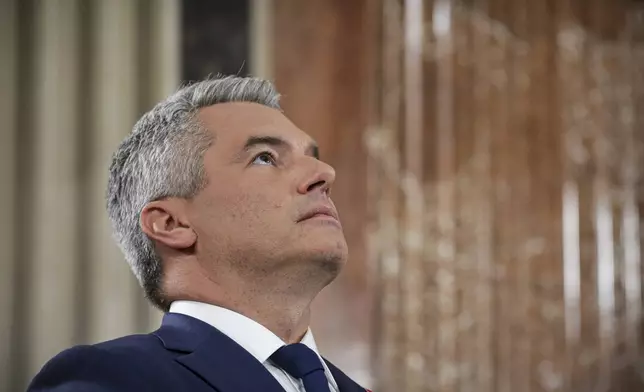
[
  {"xmin": 324, "ymin": 359, "xmax": 368, "ymax": 392},
  {"xmin": 154, "ymin": 313, "xmax": 285, "ymax": 392}
]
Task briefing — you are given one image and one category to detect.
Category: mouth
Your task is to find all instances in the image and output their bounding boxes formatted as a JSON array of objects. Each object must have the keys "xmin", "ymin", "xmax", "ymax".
[{"xmin": 298, "ymin": 205, "xmax": 342, "ymax": 227}]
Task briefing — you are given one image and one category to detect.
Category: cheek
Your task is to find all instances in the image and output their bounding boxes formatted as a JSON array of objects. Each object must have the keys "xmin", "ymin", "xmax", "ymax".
[
  {"xmin": 236, "ymin": 191, "xmax": 287, "ymax": 224},
  {"xmin": 208, "ymin": 184, "xmax": 288, "ymax": 226},
  {"xmin": 191, "ymin": 183, "xmax": 297, "ymax": 254}
]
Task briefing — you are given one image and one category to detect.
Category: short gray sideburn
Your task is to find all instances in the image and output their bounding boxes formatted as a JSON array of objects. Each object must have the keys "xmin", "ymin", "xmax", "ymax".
[{"xmin": 106, "ymin": 76, "xmax": 281, "ymax": 312}]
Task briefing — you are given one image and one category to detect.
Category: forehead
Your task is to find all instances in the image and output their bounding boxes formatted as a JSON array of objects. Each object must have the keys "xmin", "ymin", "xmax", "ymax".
[{"xmin": 197, "ymin": 102, "xmax": 313, "ymax": 150}]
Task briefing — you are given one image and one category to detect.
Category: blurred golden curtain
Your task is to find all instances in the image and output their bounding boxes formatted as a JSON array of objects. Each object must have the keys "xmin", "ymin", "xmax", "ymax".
[{"xmin": 365, "ymin": 0, "xmax": 644, "ymax": 391}]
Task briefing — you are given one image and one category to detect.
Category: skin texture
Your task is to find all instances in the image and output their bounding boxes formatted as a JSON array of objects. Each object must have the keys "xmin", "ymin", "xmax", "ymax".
[{"xmin": 140, "ymin": 102, "xmax": 348, "ymax": 343}]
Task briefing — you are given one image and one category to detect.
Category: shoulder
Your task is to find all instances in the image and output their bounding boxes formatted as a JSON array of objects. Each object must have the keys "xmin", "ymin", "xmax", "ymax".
[
  {"xmin": 93, "ymin": 332, "xmax": 164, "ymax": 356},
  {"xmin": 27, "ymin": 334, "xmax": 168, "ymax": 392}
]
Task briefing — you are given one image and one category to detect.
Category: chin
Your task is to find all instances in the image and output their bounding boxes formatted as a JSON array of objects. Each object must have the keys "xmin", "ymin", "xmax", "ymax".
[
  {"xmin": 304, "ymin": 251, "xmax": 346, "ymax": 288},
  {"xmin": 289, "ymin": 239, "xmax": 348, "ymax": 270},
  {"xmin": 306, "ymin": 234, "xmax": 348, "ymax": 258},
  {"xmin": 313, "ymin": 248, "xmax": 347, "ymax": 266}
]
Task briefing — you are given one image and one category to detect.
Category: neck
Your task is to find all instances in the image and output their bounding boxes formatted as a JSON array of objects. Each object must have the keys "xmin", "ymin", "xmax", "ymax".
[
  {"xmin": 165, "ymin": 263, "xmax": 319, "ymax": 343},
  {"xmin": 202, "ymin": 286, "xmax": 314, "ymax": 343}
]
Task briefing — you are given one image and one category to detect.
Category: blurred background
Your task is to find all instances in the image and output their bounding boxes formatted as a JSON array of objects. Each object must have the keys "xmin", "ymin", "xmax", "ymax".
[{"xmin": 1, "ymin": 0, "xmax": 644, "ymax": 391}]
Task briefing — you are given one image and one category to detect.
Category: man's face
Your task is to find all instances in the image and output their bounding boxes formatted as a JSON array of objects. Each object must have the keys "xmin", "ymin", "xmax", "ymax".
[{"xmin": 186, "ymin": 102, "xmax": 348, "ymax": 282}]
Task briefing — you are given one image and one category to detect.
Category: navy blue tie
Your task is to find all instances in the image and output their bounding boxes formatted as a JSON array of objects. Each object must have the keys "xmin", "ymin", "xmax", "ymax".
[{"xmin": 270, "ymin": 343, "xmax": 331, "ymax": 392}]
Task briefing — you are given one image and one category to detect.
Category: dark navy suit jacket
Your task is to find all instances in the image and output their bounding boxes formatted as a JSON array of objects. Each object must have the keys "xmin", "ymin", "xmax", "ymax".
[{"xmin": 28, "ymin": 313, "xmax": 368, "ymax": 392}]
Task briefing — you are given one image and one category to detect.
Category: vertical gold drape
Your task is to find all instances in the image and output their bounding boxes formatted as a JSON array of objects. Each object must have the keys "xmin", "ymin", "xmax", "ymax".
[{"xmin": 367, "ymin": 0, "xmax": 644, "ymax": 391}]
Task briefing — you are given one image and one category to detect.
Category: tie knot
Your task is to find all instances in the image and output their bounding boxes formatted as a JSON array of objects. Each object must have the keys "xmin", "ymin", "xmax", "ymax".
[{"xmin": 270, "ymin": 343, "xmax": 325, "ymax": 379}]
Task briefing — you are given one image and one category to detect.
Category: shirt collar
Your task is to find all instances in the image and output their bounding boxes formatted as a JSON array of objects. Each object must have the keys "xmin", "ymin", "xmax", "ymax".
[{"xmin": 168, "ymin": 300, "xmax": 320, "ymax": 364}]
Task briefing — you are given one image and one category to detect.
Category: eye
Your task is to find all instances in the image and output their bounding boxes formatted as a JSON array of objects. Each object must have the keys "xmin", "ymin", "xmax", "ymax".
[{"xmin": 251, "ymin": 151, "xmax": 277, "ymax": 166}]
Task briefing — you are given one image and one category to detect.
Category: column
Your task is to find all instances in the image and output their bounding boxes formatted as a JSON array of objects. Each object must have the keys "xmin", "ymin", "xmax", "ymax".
[
  {"xmin": 142, "ymin": 0, "xmax": 181, "ymax": 329},
  {"xmin": 250, "ymin": 0, "xmax": 274, "ymax": 79},
  {"xmin": 0, "ymin": 0, "xmax": 17, "ymax": 390},
  {"xmin": 26, "ymin": 0, "xmax": 82, "ymax": 378},
  {"xmin": 86, "ymin": 0, "xmax": 181, "ymax": 340},
  {"xmin": 85, "ymin": 0, "xmax": 142, "ymax": 343}
]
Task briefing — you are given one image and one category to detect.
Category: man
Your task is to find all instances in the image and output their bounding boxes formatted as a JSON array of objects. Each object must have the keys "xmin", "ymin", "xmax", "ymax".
[{"xmin": 28, "ymin": 76, "xmax": 368, "ymax": 392}]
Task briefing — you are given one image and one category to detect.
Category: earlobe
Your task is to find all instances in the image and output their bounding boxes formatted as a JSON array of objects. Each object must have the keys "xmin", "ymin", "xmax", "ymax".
[{"xmin": 140, "ymin": 200, "xmax": 197, "ymax": 250}]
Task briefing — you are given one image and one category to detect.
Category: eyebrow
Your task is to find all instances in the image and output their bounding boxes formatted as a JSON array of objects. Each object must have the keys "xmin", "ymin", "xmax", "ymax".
[{"xmin": 238, "ymin": 135, "xmax": 320, "ymax": 160}]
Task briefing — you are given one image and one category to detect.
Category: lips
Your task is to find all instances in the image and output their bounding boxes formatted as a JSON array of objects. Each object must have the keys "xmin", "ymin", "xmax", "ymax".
[{"xmin": 297, "ymin": 205, "xmax": 340, "ymax": 223}]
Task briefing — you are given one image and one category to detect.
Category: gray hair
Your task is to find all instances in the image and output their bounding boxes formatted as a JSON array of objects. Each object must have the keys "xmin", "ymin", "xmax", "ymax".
[{"xmin": 106, "ymin": 76, "xmax": 281, "ymax": 312}]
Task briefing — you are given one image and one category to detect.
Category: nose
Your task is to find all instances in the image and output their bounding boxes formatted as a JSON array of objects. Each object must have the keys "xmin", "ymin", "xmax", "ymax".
[{"xmin": 296, "ymin": 158, "xmax": 336, "ymax": 195}]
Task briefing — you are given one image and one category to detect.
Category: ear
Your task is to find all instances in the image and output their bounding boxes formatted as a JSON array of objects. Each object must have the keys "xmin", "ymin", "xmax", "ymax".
[{"xmin": 140, "ymin": 199, "xmax": 197, "ymax": 250}]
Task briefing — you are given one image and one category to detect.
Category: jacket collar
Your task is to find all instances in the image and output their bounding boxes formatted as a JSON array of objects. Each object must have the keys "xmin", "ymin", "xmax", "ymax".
[
  {"xmin": 154, "ymin": 312, "xmax": 368, "ymax": 392},
  {"xmin": 154, "ymin": 313, "xmax": 285, "ymax": 392}
]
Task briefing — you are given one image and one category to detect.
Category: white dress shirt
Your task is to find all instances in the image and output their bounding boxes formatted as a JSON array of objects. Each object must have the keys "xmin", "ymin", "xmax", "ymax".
[{"xmin": 169, "ymin": 300, "xmax": 339, "ymax": 392}]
